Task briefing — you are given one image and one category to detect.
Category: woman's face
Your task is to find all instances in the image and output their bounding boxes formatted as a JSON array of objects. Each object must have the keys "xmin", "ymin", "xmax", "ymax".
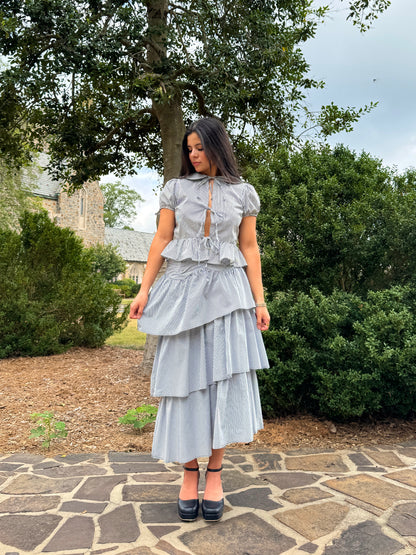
[{"xmin": 187, "ymin": 132, "xmax": 217, "ymax": 176}]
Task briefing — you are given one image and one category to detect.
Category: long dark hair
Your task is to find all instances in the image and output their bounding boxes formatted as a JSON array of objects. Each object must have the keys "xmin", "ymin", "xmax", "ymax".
[{"xmin": 180, "ymin": 118, "xmax": 240, "ymax": 183}]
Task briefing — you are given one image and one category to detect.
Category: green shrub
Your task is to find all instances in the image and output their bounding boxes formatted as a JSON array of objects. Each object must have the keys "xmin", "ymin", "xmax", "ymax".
[
  {"xmin": 248, "ymin": 145, "xmax": 416, "ymax": 420},
  {"xmin": 0, "ymin": 211, "xmax": 128, "ymax": 358},
  {"xmin": 259, "ymin": 286, "xmax": 416, "ymax": 421},
  {"xmin": 86, "ymin": 243, "xmax": 126, "ymax": 281},
  {"xmin": 112, "ymin": 278, "xmax": 140, "ymax": 298}
]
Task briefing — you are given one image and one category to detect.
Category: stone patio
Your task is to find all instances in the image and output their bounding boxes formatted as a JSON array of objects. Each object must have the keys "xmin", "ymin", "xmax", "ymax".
[{"xmin": 0, "ymin": 444, "xmax": 415, "ymax": 554}]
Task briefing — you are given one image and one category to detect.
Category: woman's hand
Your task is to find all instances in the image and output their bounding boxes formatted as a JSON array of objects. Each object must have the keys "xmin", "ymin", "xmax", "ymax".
[
  {"xmin": 129, "ymin": 290, "xmax": 149, "ymax": 320},
  {"xmin": 255, "ymin": 306, "xmax": 270, "ymax": 331}
]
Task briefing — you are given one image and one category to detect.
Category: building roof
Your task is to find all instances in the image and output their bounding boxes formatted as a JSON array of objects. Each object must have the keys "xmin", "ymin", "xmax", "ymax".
[
  {"xmin": 24, "ymin": 152, "xmax": 61, "ymax": 199},
  {"xmin": 104, "ymin": 227, "xmax": 154, "ymax": 262}
]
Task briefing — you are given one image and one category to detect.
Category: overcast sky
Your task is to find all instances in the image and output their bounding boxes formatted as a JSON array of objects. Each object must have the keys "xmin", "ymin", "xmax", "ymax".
[
  {"xmin": 103, "ymin": 0, "xmax": 416, "ymax": 233},
  {"xmin": 303, "ymin": 0, "xmax": 416, "ymax": 171}
]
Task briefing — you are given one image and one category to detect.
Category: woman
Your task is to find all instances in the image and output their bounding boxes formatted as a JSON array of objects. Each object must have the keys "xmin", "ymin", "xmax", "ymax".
[{"xmin": 129, "ymin": 117, "xmax": 270, "ymax": 522}]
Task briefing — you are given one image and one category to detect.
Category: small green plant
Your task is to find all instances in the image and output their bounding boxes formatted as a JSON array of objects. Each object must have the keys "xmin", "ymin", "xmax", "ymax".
[
  {"xmin": 118, "ymin": 405, "xmax": 158, "ymax": 430},
  {"xmin": 29, "ymin": 411, "xmax": 68, "ymax": 449}
]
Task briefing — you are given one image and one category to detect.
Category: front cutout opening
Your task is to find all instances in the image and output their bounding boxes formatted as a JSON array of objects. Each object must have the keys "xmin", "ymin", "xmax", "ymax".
[{"xmin": 204, "ymin": 178, "xmax": 214, "ymax": 237}]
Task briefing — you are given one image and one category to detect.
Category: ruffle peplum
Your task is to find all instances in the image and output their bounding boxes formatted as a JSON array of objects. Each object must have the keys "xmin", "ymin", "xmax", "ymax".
[{"xmin": 160, "ymin": 236, "xmax": 247, "ymax": 267}]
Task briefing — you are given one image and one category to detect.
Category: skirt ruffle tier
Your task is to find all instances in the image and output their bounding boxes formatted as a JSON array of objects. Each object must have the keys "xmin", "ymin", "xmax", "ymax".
[
  {"xmin": 139, "ymin": 259, "xmax": 269, "ymax": 464},
  {"xmin": 152, "ymin": 370, "xmax": 263, "ymax": 464},
  {"xmin": 137, "ymin": 260, "xmax": 256, "ymax": 336}
]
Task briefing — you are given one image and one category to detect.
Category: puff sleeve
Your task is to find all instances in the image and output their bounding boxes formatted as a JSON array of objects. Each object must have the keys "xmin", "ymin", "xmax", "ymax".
[
  {"xmin": 159, "ymin": 179, "xmax": 177, "ymax": 211},
  {"xmin": 243, "ymin": 183, "xmax": 261, "ymax": 217}
]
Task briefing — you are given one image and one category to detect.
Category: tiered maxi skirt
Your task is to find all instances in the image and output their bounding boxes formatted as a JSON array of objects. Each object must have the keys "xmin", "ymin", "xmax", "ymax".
[{"xmin": 138, "ymin": 259, "xmax": 269, "ymax": 464}]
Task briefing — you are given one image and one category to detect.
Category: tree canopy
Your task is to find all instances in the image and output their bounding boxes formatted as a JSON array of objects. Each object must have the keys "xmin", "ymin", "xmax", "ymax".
[
  {"xmin": 101, "ymin": 181, "xmax": 144, "ymax": 229},
  {"xmin": 251, "ymin": 144, "xmax": 416, "ymax": 297},
  {"xmin": 0, "ymin": 0, "xmax": 386, "ymax": 188},
  {"xmin": 87, "ymin": 242, "xmax": 127, "ymax": 281},
  {"xmin": 346, "ymin": 0, "xmax": 391, "ymax": 32}
]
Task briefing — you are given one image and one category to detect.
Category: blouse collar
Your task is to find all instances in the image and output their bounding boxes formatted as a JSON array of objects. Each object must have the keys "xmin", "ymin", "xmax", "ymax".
[{"xmin": 186, "ymin": 172, "xmax": 241, "ymax": 185}]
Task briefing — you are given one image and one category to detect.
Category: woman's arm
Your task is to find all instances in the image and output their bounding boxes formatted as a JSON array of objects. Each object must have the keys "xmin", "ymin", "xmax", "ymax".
[
  {"xmin": 129, "ymin": 208, "xmax": 175, "ymax": 319},
  {"xmin": 238, "ymin": 216, "xmax": 270, "ymax": 331}
]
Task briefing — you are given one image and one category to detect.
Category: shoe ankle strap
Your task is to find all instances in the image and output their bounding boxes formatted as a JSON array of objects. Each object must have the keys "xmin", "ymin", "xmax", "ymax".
[
  {"xmin": 183, "ymin": 466, "xmax": 199, "ymax": 471},
  {"xmin": 206, "ymin": 466, "xmax": 223, "ymax": 472}
]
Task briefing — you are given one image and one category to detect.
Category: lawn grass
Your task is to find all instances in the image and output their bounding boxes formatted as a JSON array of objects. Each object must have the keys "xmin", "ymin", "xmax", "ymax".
[{"xmin": 105, "ymin": 299, "xmax": 147, "ymax": 349}]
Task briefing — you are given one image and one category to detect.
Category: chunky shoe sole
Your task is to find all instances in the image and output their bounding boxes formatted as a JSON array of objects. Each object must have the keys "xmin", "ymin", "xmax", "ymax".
[
  {"xmin": 178, "ymin": 498, "xmax": 199, "ymax": 521},
  {"xmin": 201, "ymin": 498, "xmax": 224, "ymax": 521}
]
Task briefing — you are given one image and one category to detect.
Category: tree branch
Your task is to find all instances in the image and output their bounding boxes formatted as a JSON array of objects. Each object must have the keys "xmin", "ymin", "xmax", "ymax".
[
  {"xmin": 120, "ymin": 37, "xmax": 155, "ymax": 68},
  {"xmin": 168, "ymin": 3, "xmax": 198, "ymax": 17},
  {"xmin": 99, "ymin": 14, "xmax": 115, "ymax": 36},
  {"xmin": 296, "ymin": 124, "xmax": 320, "ymax": 140},
  {"xmin": 180, "ymin": 83, "xmax": 212, "ymax": 117},
  {"xmin": 85, "ymin": 108, "xmax": 156, "ymax": 154}
]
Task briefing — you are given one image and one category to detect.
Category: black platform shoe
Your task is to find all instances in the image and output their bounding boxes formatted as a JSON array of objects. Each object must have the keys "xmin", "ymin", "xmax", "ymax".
[
  {"xmin": 178, "ymin": 466, "xmax": 200, "ymax": 522},
  {"xmin": 201, "ymin": 466, "xmax": 224, "ymax": 521}
]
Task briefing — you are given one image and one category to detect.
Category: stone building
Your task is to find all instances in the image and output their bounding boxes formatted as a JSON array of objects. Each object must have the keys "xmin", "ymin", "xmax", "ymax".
[
  {"xmin": 28, "ymin": 153, "xmax": 154, "ymax": 278},
  {"xmin": 29, "ymin": 153, "xmax": 105, "ymax": 247}
]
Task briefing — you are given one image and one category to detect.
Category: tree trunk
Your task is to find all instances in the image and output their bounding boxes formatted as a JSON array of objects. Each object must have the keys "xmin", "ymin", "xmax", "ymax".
[
  {"xmin": 145, "ymin": 0, "xmax": 185, "ymax": 182},
  {"xmin": 155, "ymin": 93, "xmax": 186, "ymax": 182},
  {"xmin": 139, "ymin": 0, "xmax": 186, "ymax": 375},
  {"xmin": 140, "ymin": 333, "xmax": 159, "ymax": 375}
]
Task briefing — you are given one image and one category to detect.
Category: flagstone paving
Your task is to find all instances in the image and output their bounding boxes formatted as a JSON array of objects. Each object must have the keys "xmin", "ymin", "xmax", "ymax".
[{"xmin": 0, "ymin": 443, "xmax": 415, "ymax": 554}]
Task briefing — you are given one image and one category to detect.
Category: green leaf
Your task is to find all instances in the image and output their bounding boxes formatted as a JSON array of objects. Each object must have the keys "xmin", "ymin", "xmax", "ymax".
[
  {"xmin": 29, "ymin": 426, "xmax": 45, "ymax": 438},
  {"xmin": 133, "ymin": 415, "xmax": 155, "ymax": 429},
  {"xmin": 135, "ymin": 405, "xmax": 158, "ymax": 415}
]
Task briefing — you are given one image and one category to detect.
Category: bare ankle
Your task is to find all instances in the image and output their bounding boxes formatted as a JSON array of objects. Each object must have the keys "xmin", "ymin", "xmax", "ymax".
[
  {"xmin": 203, "ymin": 467, "xmax": 223, "ymax": 501},
  {"xmin": 179, "ymin": 462, "xmax": 200, "ymax": 501}
]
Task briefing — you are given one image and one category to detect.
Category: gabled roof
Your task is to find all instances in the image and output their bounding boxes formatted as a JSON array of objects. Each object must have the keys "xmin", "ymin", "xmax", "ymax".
[
  {"xmin": 104, "ymin": 227, "xmax": 154, "ymax": 262},
  {"xmin": 23, "ymin": 152, "xmax": 61, "ymax": 199}
]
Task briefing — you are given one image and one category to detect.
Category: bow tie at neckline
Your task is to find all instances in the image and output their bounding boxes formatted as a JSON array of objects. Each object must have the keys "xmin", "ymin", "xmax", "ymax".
[{"xmin": 188, "ymin": 173, "xmax": 238, "ymax": 186}]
